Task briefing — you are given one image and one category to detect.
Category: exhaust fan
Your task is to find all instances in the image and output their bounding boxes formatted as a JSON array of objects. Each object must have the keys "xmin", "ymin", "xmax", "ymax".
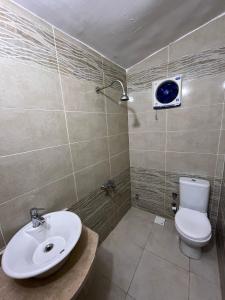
[{"xmin": 153, "ymin": 75, "xmax": 182, "ymax": 109}]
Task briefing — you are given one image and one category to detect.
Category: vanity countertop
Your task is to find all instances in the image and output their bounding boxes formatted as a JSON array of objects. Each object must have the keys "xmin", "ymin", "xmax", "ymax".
[{"xmin": 0, "ymin": 226, "xmax": 99, "ymax": 300}]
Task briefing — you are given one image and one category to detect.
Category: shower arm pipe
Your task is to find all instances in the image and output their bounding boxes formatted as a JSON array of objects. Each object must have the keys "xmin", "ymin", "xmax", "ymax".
[{"xmin": 96, "ymin": 79, "xmax": 126, "ymax": 95}]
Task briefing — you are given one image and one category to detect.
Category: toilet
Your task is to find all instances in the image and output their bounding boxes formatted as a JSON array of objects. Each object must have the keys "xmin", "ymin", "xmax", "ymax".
[{"xmin": 175, "ymin": 177, "xmax": 212, "ymax": 259}]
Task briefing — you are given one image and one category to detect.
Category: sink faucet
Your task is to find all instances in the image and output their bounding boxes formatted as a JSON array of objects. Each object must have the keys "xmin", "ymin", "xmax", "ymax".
[{"xmin": 30, "ymin": 208, "xmax": 45, "ymax": 228}]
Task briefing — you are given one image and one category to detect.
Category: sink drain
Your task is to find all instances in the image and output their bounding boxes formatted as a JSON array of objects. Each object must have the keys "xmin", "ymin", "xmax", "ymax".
[{"xmin": 44, "ymin": 243, "xmax": 54, "ymax": 253}]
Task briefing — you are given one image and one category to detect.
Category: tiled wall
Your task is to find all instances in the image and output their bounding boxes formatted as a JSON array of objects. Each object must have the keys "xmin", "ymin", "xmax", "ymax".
[
  {"xmin": 127, "ymin": 14, "xmax": 225, "ymax": 230},
  {"xmin": 217, "ymin": 163, "xmax": 225, "ymax": 299},
  {"xmin": 0, "ymin": 0, "xmax": 131, "ymax": 249}
]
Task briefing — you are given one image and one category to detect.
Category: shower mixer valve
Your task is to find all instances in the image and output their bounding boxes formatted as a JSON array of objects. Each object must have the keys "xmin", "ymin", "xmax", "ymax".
[{"xmin": 101, "ymin": 180, "xmax": 116, "ymax": 195}]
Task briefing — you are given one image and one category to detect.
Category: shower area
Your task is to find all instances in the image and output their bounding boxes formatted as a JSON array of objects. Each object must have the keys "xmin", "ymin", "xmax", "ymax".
[{"xmin": 0, "ymin": 0, "xmax": 225, "ymax": 299}]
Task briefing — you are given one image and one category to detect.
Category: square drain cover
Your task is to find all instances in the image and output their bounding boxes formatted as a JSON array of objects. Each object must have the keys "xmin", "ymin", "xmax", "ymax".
[{"xmin": 154, "ymin": 216, "xmax": 165, "ymax": 226}]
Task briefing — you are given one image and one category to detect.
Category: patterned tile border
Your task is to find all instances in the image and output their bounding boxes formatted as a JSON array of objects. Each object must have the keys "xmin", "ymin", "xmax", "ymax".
[
  {"xmin": 217, "ymin": 166, "xmax": 225, "ymax": 299},
  {"xmin": 0, "ymin": 3, "xmax": 126, "ymax": 87},
  {"xmin": 131, "ymin": 167, "xmax": 218, "ymax": 230},
  {"xmin": 127, "ymin": 46, "xmax": 225, "ymax": 92},
  {"xmin": 70, "ymin": 168, "xmax": 131, "ymax": 242}
]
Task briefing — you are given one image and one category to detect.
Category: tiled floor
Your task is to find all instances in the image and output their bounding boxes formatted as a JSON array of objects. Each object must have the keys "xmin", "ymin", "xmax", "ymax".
[{"xmin": 78, "ymin": 207, "xmax": 222, "ymax": 300}]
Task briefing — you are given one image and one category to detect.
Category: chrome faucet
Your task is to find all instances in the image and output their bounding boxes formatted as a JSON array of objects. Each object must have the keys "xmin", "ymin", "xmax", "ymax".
[{"xmin": 30, "ymin": 208, "xmax": 45, "ymax": 228}]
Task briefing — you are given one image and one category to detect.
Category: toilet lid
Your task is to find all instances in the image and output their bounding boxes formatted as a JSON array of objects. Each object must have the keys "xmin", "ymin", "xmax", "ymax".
[{"xmin": 175, "ymin": 208, "xmax": 211, "ymax": 241}]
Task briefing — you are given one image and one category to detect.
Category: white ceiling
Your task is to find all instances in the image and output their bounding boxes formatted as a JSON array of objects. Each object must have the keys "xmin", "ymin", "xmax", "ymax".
[{"xmin": 13, "ymin": 0, "xmax": 225, "ymax": 68}]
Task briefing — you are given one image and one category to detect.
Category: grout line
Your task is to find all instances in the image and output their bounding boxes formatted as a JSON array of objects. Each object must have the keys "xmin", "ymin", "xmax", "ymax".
[
  {"xmin": 188, "ymin": 259, "xmax": 191, "ymax": 300},
  {"xmin": 0, "ymin": 107, "xmax": 129, "ymax": 115},
  {"xmin": 0, "ymin": 107, "xmax": 64, "ymax": 112},
  {"xmin": 52, "ymin": 27, "xmax": 79, "ymax": 203},
  {"xmin": 211, "ymin": 88, "xmax": 225, "ymax": 224},
  {"xmin": 0, "ymin": 173, "xmax": 74, "ymax": 208},
  {"xmin": 65, "ymin": 110, "xmax": 105, "ymax": 114},
  {"xmin": 74, "ymin": 158, "xmax": 109, "ymax": 174},
  {"xmin": 0, "ymin": 143, "xmax": 69, "ymax": 158},
  {"xmin": 144, "ymin": 246, "xmax": 190, "ymax": 273},
  {"xmin": 130, "ymin": 149, "xmax": 219, "ymax": 155},
  {"xmin": 102, "ymin": 58, "xmax": 112, "ymax": 178},
  {"xmin": 164, "ymin": 45, "xmax": 170, "ymax": 215},
  {"xmin": 0, "ymin": 224, "xmax": 6, "ymax": 248},
  {"xmin": 0, "ymin": 132, "xmax": 128, "ymax": 159},
  {"xmin": 110, "ymin": 149, "xmax": 129, "ymax": 159},
  {"xmin": 73, "ymin": 151, "xmax": 129, "ymax": 175},
  {"xmin": 126, "ymin": 238, "xmax": 147, "ymax": 295},
  {"xmin": 127, "ymin": 103, "xmax": 224, "ymax": 112}
]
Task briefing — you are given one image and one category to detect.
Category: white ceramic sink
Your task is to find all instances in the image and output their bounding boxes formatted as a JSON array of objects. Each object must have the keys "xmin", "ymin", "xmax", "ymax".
[{"xmin": 2, "ymin": 211, "xmax": 82, "ymax": 279}]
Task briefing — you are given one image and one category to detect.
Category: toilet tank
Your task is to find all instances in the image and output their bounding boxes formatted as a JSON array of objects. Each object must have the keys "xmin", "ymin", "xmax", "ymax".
[{"xmin": 179, "ymin": 177, "xmax": 210, "ymax": 213}]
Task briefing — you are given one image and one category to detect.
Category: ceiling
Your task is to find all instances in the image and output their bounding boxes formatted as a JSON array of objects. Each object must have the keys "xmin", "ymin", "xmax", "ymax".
[{"xmin": 13, "ymin": 0, "xmax": 225, "ymax": 68}]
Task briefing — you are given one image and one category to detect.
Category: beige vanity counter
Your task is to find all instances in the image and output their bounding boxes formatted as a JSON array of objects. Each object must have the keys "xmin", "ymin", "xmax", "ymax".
[{"xmin": 0, "ymin": 226, "xmax": 98, "ymax": 300}]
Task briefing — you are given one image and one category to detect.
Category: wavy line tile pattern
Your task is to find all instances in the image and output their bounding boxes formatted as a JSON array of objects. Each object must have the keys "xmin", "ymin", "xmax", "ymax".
[
  {"xmin": 127, "ymin": 46, "xmax": 225, "ymax": 92},
  {"xmin": 0, "ymin": 6, "xmax": 57, "ymax": 71},
  {"xmin": 0, "ymin": 4, "xmax": 125, "ymax": 86},
  {"xmin": 131, "ymin": 167, "xmax": 218, "ymax": 230},
  {"xmin": 54, "ymin": 31, "xmax": 103, "ymax": 84}
]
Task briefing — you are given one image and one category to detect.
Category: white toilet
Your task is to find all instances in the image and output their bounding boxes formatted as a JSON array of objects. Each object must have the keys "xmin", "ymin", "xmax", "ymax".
[{"xmin": 175, "ymin": 177, "xmax": 212, "ymax": 259}]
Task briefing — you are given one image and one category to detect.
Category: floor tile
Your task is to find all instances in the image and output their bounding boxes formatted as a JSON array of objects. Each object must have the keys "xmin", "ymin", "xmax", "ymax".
[
  {"xmin": 83, "ymin": 271, "xmax": 126, "ymax": 300},
  {"xmin": 129, "ymin": 249, "xmax": 189, "ymax": 300},
  {"xmin": 95, "ymin": 227, "xmax": 143, "ymax": 292},
  {"xmin": 111, "ymin": 207, "xmax": 154, "ymax": 248},
  {"xmin": 190, "ymin": 243, "xmax": 220, "ymax": 285},
  {"xmin": 189, "ymin": 272, "xmax": 222, "ymax": 300},
  {"xmin": 122, "ymin": 207, "xmax": 155, "ymax": 222},
  {"xmin": 146, "ymin": 219, "xmax": 189, "ymax": 270}
]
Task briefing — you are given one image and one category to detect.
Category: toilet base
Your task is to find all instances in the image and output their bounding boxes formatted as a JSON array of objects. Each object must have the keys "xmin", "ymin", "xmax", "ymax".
[{"xmin": 180, "ymin": 239, "xmax": 201, "ymax": 259}]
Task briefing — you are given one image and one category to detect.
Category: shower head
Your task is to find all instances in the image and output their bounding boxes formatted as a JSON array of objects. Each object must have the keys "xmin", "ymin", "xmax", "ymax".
[
  {"xmin": 120, "ymin": 93, "xmax": 129, "ymax": 101},
  {"xmin": 96, "ymin": 79, "xmax": 129, "ymax": 102}
]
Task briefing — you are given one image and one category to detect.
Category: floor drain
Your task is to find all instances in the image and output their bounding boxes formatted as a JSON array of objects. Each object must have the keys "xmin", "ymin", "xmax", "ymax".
[{"xmin": 44, "ymin": 243, "xmax": 54, "ymax": 253}]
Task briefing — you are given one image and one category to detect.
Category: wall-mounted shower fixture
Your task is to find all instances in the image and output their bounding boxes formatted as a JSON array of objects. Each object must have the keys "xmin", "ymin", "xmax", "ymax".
[
  {"xmin": 96, "ymin": 79, "xmax": 129, "ymax": 101},
  {"xmin": 101, "ymin": 180, "xmax": 116, "ymax": 195}
]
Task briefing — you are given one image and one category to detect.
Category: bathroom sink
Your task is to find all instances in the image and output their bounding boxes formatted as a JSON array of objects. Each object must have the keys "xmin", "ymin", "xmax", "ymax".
[{"xmin": 2, "ymin": 211, "xmax": 82, "ymax": 279}]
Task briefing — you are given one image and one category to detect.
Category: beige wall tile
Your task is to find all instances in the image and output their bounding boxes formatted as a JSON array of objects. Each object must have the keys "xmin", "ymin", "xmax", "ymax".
[
  {"xmin": 76, "ymin": 160, "xmax": 110, "ymax": 199},
  {"xmin": 219, "ymin": 130, "xmax": 225, "ymax": 154},
  {"xmin": 102, "ymin": 57, "xmax": 126, "ymax": 86},
  {"xmin": 0, "ymin": 226, "xmax": 5, "ymax": 250},
  {"xmin": 127, "ymin": 49, "xmax": 168, "ymax": 93},
  {"xmin": 107, "ymin": 113, "xmax": 128, "ymax": 136},
  {"xmin": 111, "ymin": 151, "xmax": 130, "ymax": 178},
  {"xmin": 61, "ymin": 76, "xmax": 105, "ymax": 112},
  {"xmin": 215, "ymin": 154, "xmax": 225, "ymax": 178},
  {"xmin": 0, "ymin": 145, "xmax": 73, "ymax": 203},
  {"xmin": 130, "ymin": 150, "xmax": 165, "ymax": 171},
  {"xmin": 67, "ymin": 112, "xmax": 107, "ymax": 142},
  {"xmin": 109, "ymin": 133, "xmax": 129, "ymax": 156},
  {"xmin": 166, "ymin": 152, "xmax": 217, "ymax": 177},
  {"xmin": 127, "ymin": 90, "xmax": 152, "ymax": 113},
  {"xmin": 128, "ymin": 111, "xmax": 166, "ymax": 133},
  {"xmin": 104, "ymin": 87, "xmax": 128, "ymax": 114},
  {"xmin": 167, "ymin": 130, "xmax": 220, "ymax": 154},
  {"xmin": 71, "ymin": 138, "xmax": 108, "ymax": 171},
  {"xmin": 222, "ymin": 107, "xmax": 225, "ymax": 129},
  {"xmin": 0, "ymin": 0, "xmax": 53, "ymax": 31},
  {"xmin": 0, "ymin": 110, "xmax": 68, "ymax": 156},
  {"xmin": 0, "ymin": 175, "xmax": 77, "ymax": 242},
  {"xmin": 167, "ymin": 105, "xmax": 223, "ymax": 131},
  {"xmin": 169, "ymin": 14, "xmax": 225, "ymax": 60},
  {"xmin": 128, "ymin": 47, "xmax": 168, "ymax": 75},
  {"xmin": 0, "ymin": 61, "xmax": 63, "ymax": 110},
  {"xmin": 181, "ymin": 76, "xmax": 225, "ymax": 108},
  {"xmin": 129, "ymin": 132, "xmax": 166, "ymax": 151}
]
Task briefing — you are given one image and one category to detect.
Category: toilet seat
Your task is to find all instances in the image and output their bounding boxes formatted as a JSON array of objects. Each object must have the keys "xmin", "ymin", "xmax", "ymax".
[{"xmin": 175, "ymin": 207, "xmax": 211, "ymax": 242}]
